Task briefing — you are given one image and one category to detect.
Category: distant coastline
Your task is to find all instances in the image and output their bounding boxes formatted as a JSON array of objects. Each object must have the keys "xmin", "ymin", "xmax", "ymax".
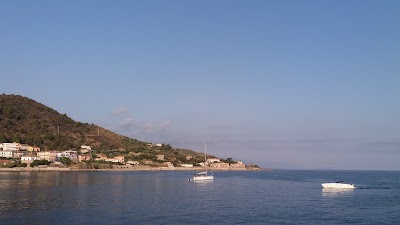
[{"xmin": 0, "ymin": 166, "xmax": 269, "ymax": 172}]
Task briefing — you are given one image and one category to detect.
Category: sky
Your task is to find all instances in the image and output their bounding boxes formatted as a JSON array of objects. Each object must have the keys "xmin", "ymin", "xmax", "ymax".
[{"xmin": 1, "ymin": 0, "xmax": 399, "ymax": 170}]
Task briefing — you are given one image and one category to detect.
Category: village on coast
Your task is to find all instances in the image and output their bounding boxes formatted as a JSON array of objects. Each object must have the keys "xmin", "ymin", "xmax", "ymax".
[{"xmin": 0, "ymin": 142, "xmax": 258, "ymax": 171}]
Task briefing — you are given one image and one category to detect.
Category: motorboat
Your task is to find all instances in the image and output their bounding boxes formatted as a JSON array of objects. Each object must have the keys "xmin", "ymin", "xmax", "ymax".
[{"xmin": 322, "ymin": 181, "xmax": 355, "ymax": 189}]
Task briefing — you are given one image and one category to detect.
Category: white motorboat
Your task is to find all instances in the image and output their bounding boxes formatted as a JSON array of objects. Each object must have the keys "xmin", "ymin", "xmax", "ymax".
[{"xmin": 322, "ymin": 181, "xmax": 355, "ymax": 189}]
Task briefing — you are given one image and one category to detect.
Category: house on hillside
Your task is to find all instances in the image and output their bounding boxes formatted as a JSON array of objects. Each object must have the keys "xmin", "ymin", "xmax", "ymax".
[
  {"xmin": 21, "ymin": 155, "xmax": 42, "ymax": 164},
  {"xmin": 206, "ymin": 158, "xmax": 221, "ymax": 165},
  {"xmin": 95, "ymin": 154, "xmax": 108, "ymax": 161},
  {"xmin": 179, "ymin": 164, "xmax": 193, "ymax": 168},
  {"xmin": 165, "ymin": 162, "xmax": 174, "ymax": 168},
  {"xmin": 78, "ymin": 155, "xmax": 92, "ymax": 162},
  {"xmin": 12, "ymin": 151, "xmax": 24, "ymax": 159},
  {"xmin": 20, "ymin": 144, "xmax": 30, "ymax": 151},
  {"xmin": 0, "ymin": 143, "xmax": 22, "ymax": 151},
  {"xmin": 230, "ymin": 161, "xmax": 246, "ymax": 168},
  {"xmin": 57, "ymin": 151, "xmax": 78, "ymax": 161},
  {"xmin": 113, "ymin": 164, "xmax": 132, "ymax": 169},
  {"xmin": 80, "ymin": 145, "xmax": 92, "ymax": 154},
  {"xmin": 27, "ymin": 146, "xmax": 41, "ymax": 152},
  {"xmin": 0, "ymin": 159, "xmax": 11, "ymax": 165},
  {"xmin": 0, "ymin": 150, "xmax": 24, "ymax": 159},
  {"xmin": 126, "ymin": 160, "xmax": 139, "ymax": 166},
  {"xmin": 146, "ymin": 143, "xmax": 162, "ymax": 148},
  {"xmin": 0, "ymin": 151, "xmax": 14, "ymax": 158},
  {"xmin": 37, "ymin": 151, "xmax": 58, "ymax": 162},
  {"xmin": 143, "ymin": 160, "xmax": 153, "ymax": 165},
  {"xmin": 105, "ymin": 156, "xmax": 124, "ymax": 163},
  {"xmin": 210, "ymin": 162, "xmax": 230, "ymax": 168}
]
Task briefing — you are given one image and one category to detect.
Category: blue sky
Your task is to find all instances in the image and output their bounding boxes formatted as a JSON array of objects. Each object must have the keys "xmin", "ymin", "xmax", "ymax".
[{"xmin": 1, "ymin": 0, "xmax": 399, "ymax": 170}]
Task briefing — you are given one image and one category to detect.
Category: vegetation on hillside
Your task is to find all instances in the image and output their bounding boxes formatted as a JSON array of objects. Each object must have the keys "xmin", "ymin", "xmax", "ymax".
[
  {"xmin": 0, "ymin": 94, "xmax": 220, "ymax": 166},
  {"xmin": 0, "ymin": 94, "xmax": 135, "ymax": 150}
]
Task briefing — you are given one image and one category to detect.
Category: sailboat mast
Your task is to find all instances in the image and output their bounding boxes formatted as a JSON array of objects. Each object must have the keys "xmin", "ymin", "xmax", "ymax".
[{"xmin": 204, "ymin": 141, "xmax": 207, "ymax": 164}]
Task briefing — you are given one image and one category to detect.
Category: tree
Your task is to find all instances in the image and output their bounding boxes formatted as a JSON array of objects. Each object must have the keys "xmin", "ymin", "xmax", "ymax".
[
  {"xmin": 0, "ymin": 134, "xmax": 6, "ymax": 143},
  {"xmin": 221, "ymin": 157, "xmax": 235, "ymax": 164},
  {"xmin": 59, "ymin": 157, "xmax": 72, "ymax": 166},
  {"xmin": 161, "ymin": 144, "xmax": 172, "ymax": 151},
  {"xmin": 30, "ymin": 160, "xmax": 50, "ymax": 167},
  {"xmin": 11, "ymin": 133, "xmax": 21, "ymax": 143},
  {"xmin": 43, "ymin": 140, "xmax": 52, "ymax": 150}
]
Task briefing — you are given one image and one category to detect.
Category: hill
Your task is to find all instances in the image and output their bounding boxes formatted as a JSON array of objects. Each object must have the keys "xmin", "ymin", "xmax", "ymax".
[
  {"xmin": 0, "ymin": 94, "xmax": 142, "ymax": 150},
  {"xmin": 0, "ymin": 94, "xmax": 212, "ymax": 164}
]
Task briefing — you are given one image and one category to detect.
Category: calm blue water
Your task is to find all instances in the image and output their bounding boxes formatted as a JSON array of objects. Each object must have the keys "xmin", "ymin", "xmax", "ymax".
[{"xmin": 0, "ymin": 170, "xmax": 399, "ymax": 224}]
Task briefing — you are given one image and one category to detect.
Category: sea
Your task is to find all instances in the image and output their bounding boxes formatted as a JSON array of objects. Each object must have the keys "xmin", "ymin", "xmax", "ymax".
[{"xmin": 0, "ymin": 170, "xmax": 399, "ymax": 225}]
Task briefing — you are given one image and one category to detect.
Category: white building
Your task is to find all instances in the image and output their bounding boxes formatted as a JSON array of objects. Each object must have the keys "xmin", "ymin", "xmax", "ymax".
[
  {"xmin": 80, "ymin": 145, "xmax": 92, "ymax": 150},
  {"xmin": 126, "ymin": 160, "xmax": 140, "ymax": 166},
  {"xmin": 57, "ymin": 151, "xmax": 78, "ymax": 161},
  {"xmin": 0, "ymin": 143, "xmax": 22, "ymax": 151},
  {"xmin": 37, "ymin": 151, "xmax": 58, "ymax": 161},
  {"xmin": 210, "ymin": 162, "xmax": 229, "ymax": 168},
  {"xmin": 20, "ymin": 144, "xmax": 30, "ymax": 151},
  {"xmin": 0, "ymin": 151, "xmax": 14, "ymax": 158},
  {"xmin": 13, "ymin": 151, "xmax": 24, "ymax": 159},
  {"xmin": 105, "ymin": 158, "xmax": 121, "ymax": 163},
  {"xmin": 27, "ymin": 146, "xmax": 41, "ymax": 152},
  {"xmin": 21, "ymin": 155, "xmax": 42, "ymax": 164},
  {"xmin": 179, "ymin": 164, "xmax": 193, "ymax": 168},
  {"xmin": 207, "ymin": 158, "xmax": 221, "ymax": 164},
  {"xmin": 105, "ymin": 156, "xmax": 124, "ymax": 163},
  {"xmin": 230, "ymin": 162, "xmax": 246, "ymax": 168},
  {"xmin": 78, "ymin": 155, "xmax": 92, "ymax": 162},
  {"xmin": 80, "ymin": 145, "xmax": 92, "ymax": 154},
  {"xmin": 165, "ymin": 162, "xmax": 174, "ymax": 168}
]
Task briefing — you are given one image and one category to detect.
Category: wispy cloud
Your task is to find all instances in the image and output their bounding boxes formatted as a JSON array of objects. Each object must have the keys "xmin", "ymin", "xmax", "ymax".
[
  {"xmin": 160, "ymin": 120, "xmax": 171, "ymax": 129},
  {"xmin": 102, "ymin": 107, "xmax": 173, "ymax": 139},
  {"xmin": 360, "ymin": 138, "xmax": 400, "ymax": 153},
  {"xmin": 112, "ymin": 106, "xmax": 129, "ymax": 116},
  {"xmin": 120, "ymin": 117, "xmax": 135, "ymax": 131},
  {"xmin": 208, "ymin": 123, "xmax": 233, "ymax": 129},
  {"xmin": 142, "ymin": 120, "xmax": 172, "ymax": 133}
]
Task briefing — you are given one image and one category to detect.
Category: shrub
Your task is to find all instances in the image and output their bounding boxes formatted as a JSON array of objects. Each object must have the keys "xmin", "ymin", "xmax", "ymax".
[{"xmin": 30, "ymin": 160, "xmax": 50, "ymax": 167}]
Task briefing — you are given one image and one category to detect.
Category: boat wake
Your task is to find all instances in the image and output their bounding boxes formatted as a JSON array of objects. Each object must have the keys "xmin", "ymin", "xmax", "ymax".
[{"xmin": 356, "ymin": 186, "xmax": 399, "ymax": 190}]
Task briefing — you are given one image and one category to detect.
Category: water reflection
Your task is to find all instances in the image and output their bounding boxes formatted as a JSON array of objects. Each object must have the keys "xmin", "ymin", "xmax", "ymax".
[
  {"xmin": 322, "ymin": 188, "xmax": 354, "ymax": 197},
  {"xmin": 192, "ymin": 179, "xmax": 213, "ymax": 184},
  {"xmin": 192, "ymin": 179, "xmax": 214, "ymax": 189}
]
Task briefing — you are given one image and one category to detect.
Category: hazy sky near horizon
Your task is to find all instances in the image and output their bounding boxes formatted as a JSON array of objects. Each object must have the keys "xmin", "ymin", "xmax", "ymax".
[{"xmin": 1, "ymin": 0, "xmax": 399, "ymax": 170}]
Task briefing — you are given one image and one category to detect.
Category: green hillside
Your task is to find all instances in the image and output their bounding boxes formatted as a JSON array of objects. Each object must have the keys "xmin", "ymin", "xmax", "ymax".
[{"xmin": 0, "ymin": 94, "xmax": 211, "ymax": 165}]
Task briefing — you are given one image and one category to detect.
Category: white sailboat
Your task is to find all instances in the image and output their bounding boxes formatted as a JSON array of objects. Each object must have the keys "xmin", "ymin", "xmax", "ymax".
[{"xmin": 189, "ymin": 141, "xmax": 213, "ymax": 181}]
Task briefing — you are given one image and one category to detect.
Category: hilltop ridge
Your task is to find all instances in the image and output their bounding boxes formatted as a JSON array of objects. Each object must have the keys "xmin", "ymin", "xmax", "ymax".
[
  {"xmin": 0, "ymin": 94, "xmax": 142, "ymax": 150},
  {"xmin": 0, "ymin": 94, "xmax": 217, "ymax": 165}
]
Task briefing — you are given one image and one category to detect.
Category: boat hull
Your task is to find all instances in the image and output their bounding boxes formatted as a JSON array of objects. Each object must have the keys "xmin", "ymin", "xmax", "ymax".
[
  {"xmin": 322, "ymin": 183, "xmax": 355, "ymax": 189},
  {"xmin": 191, "ymin": 175, "xmax": 214, "ymax": 181}
]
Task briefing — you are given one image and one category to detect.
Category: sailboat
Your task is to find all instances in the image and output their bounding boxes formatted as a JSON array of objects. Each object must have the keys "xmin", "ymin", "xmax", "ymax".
[{"xmin": 189, "ymin": 141, "xmax": 214, "ymax": 181}]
